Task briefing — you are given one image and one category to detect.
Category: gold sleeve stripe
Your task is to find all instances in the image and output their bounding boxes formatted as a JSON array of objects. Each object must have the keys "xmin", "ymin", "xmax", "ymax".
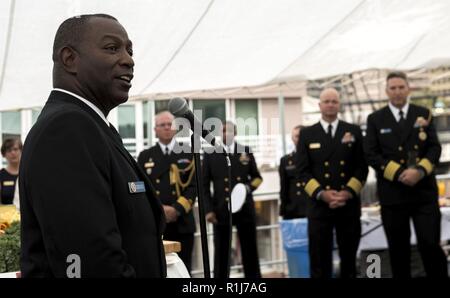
[
  {"xmin": 418, "ymin": 158, "xmax": 433, "ymax": 175},
  {"xmin": 384, "ymin": 161, "xmax": 401, "ymax": 181},
  {"xmin": 305, "ymin": 179, "xmax": 321, "ymax": 197},
  {"xmin": 251, "ymin": 178, "xmax": 263, "ymax": 189},
  {"xmin": 346, "ymin": 177, "xmax": 363, "ymax": 195},
  {"xmin": 169, "ymin": 167, "xmax": 176, "ymax": 185},
  {"xmin": 177, "ymin": 196, "xmax": 192, "ymax": 213}
]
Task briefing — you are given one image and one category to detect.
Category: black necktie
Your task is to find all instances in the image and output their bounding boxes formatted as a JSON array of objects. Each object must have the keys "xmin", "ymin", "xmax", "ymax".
[
  {"xmin": 398, "ymin": 110, "xmax": 406, "ymax": 130},
  {"xmin": 327, "ymin": 124, "xmax": 333, "ymax": 140},
  {"xmin": 161, "ymin": 146, "xmax": 170, "ymax": 163}
]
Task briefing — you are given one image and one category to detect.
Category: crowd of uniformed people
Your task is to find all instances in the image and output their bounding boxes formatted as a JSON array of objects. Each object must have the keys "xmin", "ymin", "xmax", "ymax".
[{"xmin": 133, "ymin": 71, "xmax": 448, "ymax": 278}]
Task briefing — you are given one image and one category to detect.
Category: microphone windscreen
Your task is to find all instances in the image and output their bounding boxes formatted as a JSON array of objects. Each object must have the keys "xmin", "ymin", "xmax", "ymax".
[{"xmin": 168, "ymin": 97, "xmax": 188, "ymax": 117}]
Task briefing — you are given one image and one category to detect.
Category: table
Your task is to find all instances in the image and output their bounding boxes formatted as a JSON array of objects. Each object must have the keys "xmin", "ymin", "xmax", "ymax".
[{"xmin": 163, "ymin": 240, "xmax": 190, "ymax": 278}]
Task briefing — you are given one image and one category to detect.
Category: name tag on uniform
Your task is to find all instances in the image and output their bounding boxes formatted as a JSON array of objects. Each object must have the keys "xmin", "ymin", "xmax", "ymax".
[
  {"xmin": 380, "ymin": 128, "xmax": 392, "ymax": 134},
  {"xmin": 2, "ymin": 181, "xmax": 15, "ymax": 187},
  {"xmin": 128, "ymin": 181, "xmax": 146, "ymax": 194},
  {"xmin": 309, "ymin": 143, "xmax": 321, "ymax": 149},
  {"xmin": 285, "ymin": 165, "xmax": 296, "ymax": 170}
]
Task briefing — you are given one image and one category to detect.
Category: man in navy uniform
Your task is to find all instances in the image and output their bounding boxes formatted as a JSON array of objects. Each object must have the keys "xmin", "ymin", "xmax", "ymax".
[
  {"xmin": 279, "ymin": 125, "xmax": 308, "ymax": 219},
  {"xmin": 364, "ymin": 71, "xmax": 448, "ymax": 278},
  {"xmin": 19, "ymin": 14, "xmax": 166, "ymax": 277},
  {"xmin": 203, "ymin": 121, "xmax": 263, "ymax": 278},
  {"xmin": 137, "ymin": 111, "xmax": 196, "ymax": 273},
  {"xmin": 296, "ymin": 88, "xmax": 368, "ymax": 278}
]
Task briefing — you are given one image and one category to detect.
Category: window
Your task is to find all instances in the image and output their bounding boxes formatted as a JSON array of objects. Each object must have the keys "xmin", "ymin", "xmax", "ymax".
[
  {"xmin": 32, "ymin": 108, "xmax": 42, "ymax": 124},
  {"xmin": 235, "ymin": 99, "xmax": 258, "ymax": 135},
  {"xmin": 155, "ymin": 100, "xmax": 170, "ymax": 115},
  {"xmin": 154, "ymin": 99, "xmax": 192, "ymax": 115},
  {"xmin": 142, "ymin": 101, "xmax": 151, "ymax": 139},
  {"xmin": 118, "ymin": 105, "xmax": 135, "ymax": 138},
  {"xmin": 1, "ymin": 111, "xmax": 21, "ymax": 141},
  {"xmin": 193, "ymin": 99, "xmax": 225, "ymax": 137}
]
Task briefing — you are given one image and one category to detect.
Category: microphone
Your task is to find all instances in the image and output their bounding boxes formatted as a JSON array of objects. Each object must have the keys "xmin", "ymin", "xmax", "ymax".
[{"xmin": 168, "ymin": 97, "xmax": 226, "ymax": 153}]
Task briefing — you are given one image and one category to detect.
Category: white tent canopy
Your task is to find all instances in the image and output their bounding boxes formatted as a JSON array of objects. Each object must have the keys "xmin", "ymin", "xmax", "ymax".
[{"xmin": 1, "ymin": 0, "xmax": 450, "ymax": 111}]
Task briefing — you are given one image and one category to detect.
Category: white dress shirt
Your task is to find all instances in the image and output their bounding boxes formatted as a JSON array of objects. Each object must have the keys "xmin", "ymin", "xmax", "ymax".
[
  {"xmin": 319, "ymin": 118, "xmax": 339, "ymax": 137},
  {"xmin": 52, "ymin": 88, "xmax": 110, "ymax": 126},
  {"xmin": 388, "ymin": 101, "xmax": 410, "ymax": 122},
  {"xmin": 158, "ymin": 138, "xmax": 176, "ymax": 155}
]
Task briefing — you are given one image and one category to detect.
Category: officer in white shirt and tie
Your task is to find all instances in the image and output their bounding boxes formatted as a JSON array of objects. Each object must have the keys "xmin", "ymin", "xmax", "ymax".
[
  {"xmin": 296, "ymin": 88, "xmax": 368, "ymax": 278},
  {"xmin": 137, "ymin": 111, "xmax": 197, "ymax": 273},
  {"xmin": 364, "ymin": 71, "xmax": 448, "ymax": 278}
]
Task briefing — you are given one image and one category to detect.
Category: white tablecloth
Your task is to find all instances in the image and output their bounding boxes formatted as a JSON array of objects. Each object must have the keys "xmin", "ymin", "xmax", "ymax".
[
  {"xmin": 359, "ymin": 207, "xmax": 450, "ymax": 252},
  {"xmin": 0, "ymin": 272, "xmax": 18, "ymax": 278},
  {"xmin": 166, "ymin": 252, "xmax": 190, "ymax": 278}
]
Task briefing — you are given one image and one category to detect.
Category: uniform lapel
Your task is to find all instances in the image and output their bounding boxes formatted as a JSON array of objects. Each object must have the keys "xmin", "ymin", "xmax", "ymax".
[
  {"xmin": 230, "ymin": 145, "xmax": 239, "ymax": 168},
  {"xmin": 104, "ymin": 122, "xmax": 144, "ymax": 176},
  {"xmin": 151, "ymin": 145, "xmax": 171, "ymax": 178},
  {"xmin": 327, "ymin": 121, "xmax": 344, "ymax": 160},
  {"xmin": 106, "ymin": 125, "xmax": 164, "ymax": 220},
  {"xmin": 399, "ymin": 105, "xmax": 417, "ymax": 145},
  {"xmin": 230, "ymin": 143, "xmax": 241, "ymax": 177},
  {"xmin": 384, "ymin": 106, "xmax": 403, "ymax": 141},
  {"xmin": 317, "ymin": 122, "xmax": 334, "ymax": 161},
  {"xmin": 50, "ymin": 91, "xmax": 137, "ymax": 172}
]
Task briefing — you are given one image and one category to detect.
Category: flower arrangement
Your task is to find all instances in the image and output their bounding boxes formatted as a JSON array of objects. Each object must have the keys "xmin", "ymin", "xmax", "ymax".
[{"xmin": 0, "ymin": 206, "xmax": 21, "ymax": 273}]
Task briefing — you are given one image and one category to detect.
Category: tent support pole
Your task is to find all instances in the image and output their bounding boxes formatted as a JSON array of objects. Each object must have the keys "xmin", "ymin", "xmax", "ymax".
[
  {"xmin": 0, "ymin": 0, "xmax": 16, "ymax": 95},
  {"xmin": 278, "ymin": 90, "xmax": 287, "ymax": 156}
]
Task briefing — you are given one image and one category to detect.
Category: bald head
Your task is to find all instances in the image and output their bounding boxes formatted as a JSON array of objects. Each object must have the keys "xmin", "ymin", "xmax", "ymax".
[
  {"xmin": 319, "ymin": 88, "xmax": 340, "ymax": 122},
  {"xmin": 155, "ymin": 110, "xmax": 174, "ymax": 124},
  {"xmin": 320, "ymin": 88, "xmax": 340, "ymax": 102},
  {"xmin": 154, "ymin": 111, "xmax": 175, "ymax": 144}
]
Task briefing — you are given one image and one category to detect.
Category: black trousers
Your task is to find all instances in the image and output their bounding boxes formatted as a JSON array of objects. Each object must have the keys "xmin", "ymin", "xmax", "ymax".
[
  {"xmin": 164, "ymin": 224, "xmax": 195, "ymax": 274},
  {"xmin": 213, "ymin": 213, "xmax": 261, "ymax": 278},
  {"xmin": 381, "ymin": 200, "xmax": 448, "ymax": 278},
  {"xmin": 308, "ymin": 215, "xmax": 361, "ymax": 278}
]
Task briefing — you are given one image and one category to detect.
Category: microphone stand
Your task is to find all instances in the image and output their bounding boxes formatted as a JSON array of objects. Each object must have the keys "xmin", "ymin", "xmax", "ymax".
[
  {"xmin": 225, "ymin": 153, "xmax": 233, "ymax": 278},
  {"xmin": 193, "ymin": 134, "xmax": 233, "ymax": 278},
  {"xmin": 191, "ymin": 133, "xmax": 211, "ymax": 278}
]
